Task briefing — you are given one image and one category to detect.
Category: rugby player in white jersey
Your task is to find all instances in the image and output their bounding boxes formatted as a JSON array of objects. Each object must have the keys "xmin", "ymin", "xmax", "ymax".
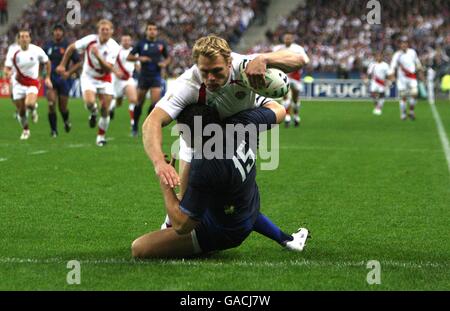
[
  {"xmin": 109, "ymin": 33, "xmax": 138, "ymax": 127},
  {"xmin": 57, "ymin": 19, "xmax": 121, "ymax": 146},
  {"xmin": 389, "ymin": 36, "xmax": 424, "ymax": 120},
  {"xmin": 141, "ymin": 35, "xmax": 308, "ymax": 228},
  {"xmin": 272, "ymin": 32, "xmax": 309, "ymax": 127},
  {"xmin": 367, "ymin": 52, "xmax": 390, "ymax": 115},
  {"xmin": 4, "ymin": 29, "xmax": 53, "ymax": 140}
]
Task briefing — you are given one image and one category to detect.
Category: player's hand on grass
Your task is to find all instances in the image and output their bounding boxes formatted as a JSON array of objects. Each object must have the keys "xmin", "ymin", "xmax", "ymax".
[
  {"xmin": 155, "ymin": 159, "xmax": 180, "ymax": 188},
  {"xmin": 245, "ymin": 55, "xmax": 267, "ymax": 89}
]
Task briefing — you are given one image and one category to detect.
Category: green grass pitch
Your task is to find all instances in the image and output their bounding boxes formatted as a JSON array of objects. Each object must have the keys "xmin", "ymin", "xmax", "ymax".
[{"xmin": 0, "ymin": 97, "xmax": 449, "ymax": 290}]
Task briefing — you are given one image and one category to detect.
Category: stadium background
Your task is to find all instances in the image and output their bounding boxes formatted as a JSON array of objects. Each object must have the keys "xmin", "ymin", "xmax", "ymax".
[{"xmin": 0, "ymin": 0, "xmax": 449, "ymax": 290}]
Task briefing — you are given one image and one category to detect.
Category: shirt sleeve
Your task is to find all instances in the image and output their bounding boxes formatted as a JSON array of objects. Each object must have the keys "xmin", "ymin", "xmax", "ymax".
[
  {"xmin": 74, "ymin": 34, "xmax": 96, "ymax": 51},
  {"xmin": 130, "ymin": 42, "xmax": 140, "ymax": 55},
  {"xmin": 155, "ymin": 73, "xmax": 199, "ymax": 119},
  {"xmin": 4, "ymin": 48, "xmax": 14, "ymax": 68},
  {"xmin": 389, "ymin": 52, "xmax": 399, "ymax": 75},
  {"xmin": 38, "ymin": 47, "xmax": 49, "ymax": 63},
  {"xmin": 162, "ymin": 41, "xmax": 169, "ymax": 58},
  {"xmin": 367, "ymin": 63, "xmax": 374, "ymax": 75}
]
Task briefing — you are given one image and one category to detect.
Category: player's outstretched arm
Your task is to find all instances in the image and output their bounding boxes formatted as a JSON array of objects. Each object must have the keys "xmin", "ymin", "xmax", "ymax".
[
  {"xmin": 159, "ymin": 180, "xmax": 198, "ymax": 235},
  {"xmin": 245, "ymin": 50, "xmax": 309, "ymax": 89},
  {"xmin": 263, "ymin": 101, "xmax": 286, "ymax": 124},
  {"xmin": 56, "ymin": 43, "xmax": 76, "ymax": 74},
  {"xmin": 43, "ymin": 61, "xmax": 53, "ymax": 89},
  {"xmin": 143, "ymin": 107, "xmax": 180, "ymax": 188}
]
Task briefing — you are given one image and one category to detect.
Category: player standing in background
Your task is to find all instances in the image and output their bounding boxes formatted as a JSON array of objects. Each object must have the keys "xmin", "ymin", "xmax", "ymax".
[
  {"xmin": 389, "ymin": 36, "xmax": 424, "ymax": 120},
  {"xmin": 109, "ymin": 34, "xmax": 138, "ymax": 128},
  {"xmin": 43, "ymin": 24, "xmax": 81, "ymax": 137},
  {"xmin": 57, "ymin": 19, "xmax": 120, "ymax": 147},
  {"xmin": 366, "ymin": 52, "xmax": 390, "ymax": 116},
  {"xmin": 127, "ymin": 22, "xmax": 171, "ymax": 137},
  {"xmin": 5, "ymin": 34, "xmax": 20, "ymax": 120},
  {"xmin": 4, "ymin": 29, "xmax": 53, "ymax": 140},
  {"xmin": 272, "ymin": 32, "xmax": 309, "ymax": 127}
]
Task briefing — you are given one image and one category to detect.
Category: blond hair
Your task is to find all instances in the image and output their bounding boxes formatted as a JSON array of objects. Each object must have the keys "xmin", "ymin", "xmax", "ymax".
[
  {"xmin": 97, "ymin": 19, "xmax": 113, "ymax": 29},
  {"xmin": 192, "ymin": 35, "xmax": 231, "ymax": 64}
]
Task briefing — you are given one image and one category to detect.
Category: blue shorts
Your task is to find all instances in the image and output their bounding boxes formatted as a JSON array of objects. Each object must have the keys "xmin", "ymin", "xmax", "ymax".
[
  {"xmin": 138, "ymin": 74, "xmax": 162, "ymax": 90},
  {"xmin": 194, "ymin": 210, "xmax": 256, "ymax": 253},
  {"xmin": 50, "ymin": 75, "xmax": 70, "ymax": 96}
]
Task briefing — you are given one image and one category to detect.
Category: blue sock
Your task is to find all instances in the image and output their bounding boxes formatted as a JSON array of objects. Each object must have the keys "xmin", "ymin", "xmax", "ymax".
[{"xmin": 253, "ymin": 213, "xmax": 293, "ymax": 246}]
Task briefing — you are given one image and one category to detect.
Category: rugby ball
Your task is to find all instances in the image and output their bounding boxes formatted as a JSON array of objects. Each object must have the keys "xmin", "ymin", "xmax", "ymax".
[{"xmin": 239, "ymin": 60, "xmax": 290, "ymax": 98}]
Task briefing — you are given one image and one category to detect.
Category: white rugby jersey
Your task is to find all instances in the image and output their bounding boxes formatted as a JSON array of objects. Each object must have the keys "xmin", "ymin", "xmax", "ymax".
[
  {"xmin": 5, "ymin": 44, "xmax": 49, "ymax": 79},
  {"xmin": 156, "ymin": 52, "xmax": 273, "ymax": 120},
  {"xmin": 75, "ymin": 34, "xmax": 120, "ymax": 79},
  {"xmin": 367, "ymin": 61, "xmax": 390, "ymax": 85},
  {"xmin": 389, "ymin": 48, "xmax": 422, "ymax": 80},
  {"xmin": 272, "ymin": 43, "xmax": 309, "ymax": 81},
  {"xmin": 115, "ymin": 47, "xmax": 134, "ymax": 79}
]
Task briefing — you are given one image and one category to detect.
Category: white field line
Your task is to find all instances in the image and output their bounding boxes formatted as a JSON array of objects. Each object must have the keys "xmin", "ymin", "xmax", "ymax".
[
  {"xmin": 0, "ymin": 157, "xmax": 7, "ymax": 162},
  {"xmin": 29, "ymin": 150, "xmax": 48, "ymax": 155},
  {"xmin": 0, "ymin": 257, "xmax": 447, "ymax": 269},
  {"xmin": 428, "ymin": 100, "xmax": 450, "ymax": 174}
]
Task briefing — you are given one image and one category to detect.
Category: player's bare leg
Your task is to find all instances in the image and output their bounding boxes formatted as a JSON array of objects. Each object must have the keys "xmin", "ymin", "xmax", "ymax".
[
  {"xmin": 96, "ymin": 94, "xmax": 112, "ymax": 147},
  {"xmin": 161, "ymin": 159, "xmax": 190, "ymax": 229},
  {"xmin": 15, "ymin": 98, "xmax": 30, "ymax": 140},
  {"xmin": 132, "ymin": 88, "xmax": 148, "ymax": 136},
  {"xmin": 83, "ymin": 90, "xmax": 98, "ymax": 128},
  {"xmin": 148, "ymin": 86, "xmax": 162, "ymax": 115},
  {"xmin": 47, "ymin": 88, "xmax": 58, "ymax": 137},
  {"xmin": 291, "ymin": 87, "xmax": 301, "ymax": 127},
  {"xmin": 131, "ymin": 228, "xmax": 199, "ymax": 259},
  {"xmin": 281, "ymin": 94, "xmax": 291, "ymax": 128},
  {"xmin": 25, "ymin": 93, "xmax": 39, "ymax": 124},
  {"xmin": 408, "ymin": 94, "xmax": 417, "ymax": 120},
  {"xmin": 58, "ymin": 95, "xmax": 71, "ymax": 132},
  {"xmin": 399, "ymin": 94, "xmax": 408, "ymax": 120},
  {"xmin": 125, "ymin": 85, "xmax": 138, "ymax": 128}
]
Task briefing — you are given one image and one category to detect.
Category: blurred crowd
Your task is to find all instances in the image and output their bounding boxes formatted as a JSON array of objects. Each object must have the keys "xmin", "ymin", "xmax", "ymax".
[
  {"xmin": 254, "ymin": 0, "xmax": 450, "ymax": 78},
  {"xmin": 0, "ymin": 0, "xmax": 266, "ymax": 76}
]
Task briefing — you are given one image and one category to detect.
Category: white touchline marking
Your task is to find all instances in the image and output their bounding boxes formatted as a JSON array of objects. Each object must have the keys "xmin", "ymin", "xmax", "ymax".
[
  {"xmin": 67, "ymin": 144, "xmax": 88, "ymax": 148},
  {"xmin": 29, "ymin": 150, "xmax": 48, "ymax": 155},
  {"xmin": 428, "ymin": 97, "xmax": 450, "ymax": 174},
  {"xmin": 0, "ymin": 257, "xmax": 447, "ymax": 269},
  {"xmin": 0, "ymin": 158, "xmax": 7, "ymax": 162}
]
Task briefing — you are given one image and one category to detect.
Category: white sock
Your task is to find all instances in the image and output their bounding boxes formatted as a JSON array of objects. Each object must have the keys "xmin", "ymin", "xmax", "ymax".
[
  {"xmin": 128, "ymin": 103, "xmax": 135, "ymax": 112},
  {"xmin": 378, "ymin": 99, "xmax": 385, "ymax": 109},
  {"xmin": 285, "ymin": 114, "xmax": 291, "ymax": 123},
  {"xmin": 109, "ymin": 99, "xmax": 116, "ymax": 112},
  {"xmin": 98, "ymin": 116, "xmax": 110, "ymax": 133},
  {"xmin": 399, "ymin": 100, "xmax": 406, "ymax": 114}
]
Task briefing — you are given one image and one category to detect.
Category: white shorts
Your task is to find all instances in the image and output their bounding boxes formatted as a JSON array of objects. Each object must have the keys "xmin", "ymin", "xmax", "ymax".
[
  {"xmin": 81, "ymin": 74, "xmax": 114, "ymax": 96},
  {"xmin": 397, "ymin": 77, "xmax": 418, "ymax": 97},
  {"xmin": 113, "ymin": 76, "xmax": 137, "ymax": 98},
  {"xmin": 370, "ymin": 80, "xmax": 386, "ymax": 94},
  {"xmin": 12, "ymin": 80, "xmax": 39, "ymax": 101},
  {"xmin": 289, "ymin": 78, "xmax": 302, "ymax": 92}
]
